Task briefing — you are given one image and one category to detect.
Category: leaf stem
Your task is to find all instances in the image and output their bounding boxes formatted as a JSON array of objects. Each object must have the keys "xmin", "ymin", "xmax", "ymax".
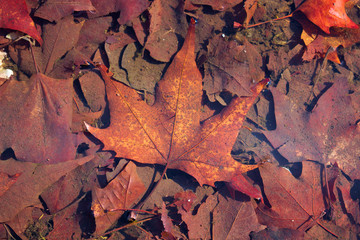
[{"xmin": 244, "ymin": 13, "xmax": 293, "ymax": 28}]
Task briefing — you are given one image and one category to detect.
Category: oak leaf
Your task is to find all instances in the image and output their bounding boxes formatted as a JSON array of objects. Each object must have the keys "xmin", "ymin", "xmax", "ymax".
[
  {"xmin": 0, "ymin": 0, "xmax": 42, "ymax": 44},
  {"xmin": 295, "ymin": 0, "xmax": 359, "ymax": 34},
  {"xmin": 263, "ymin": 79, "xmax": 360, "ymax": 180},
  {"xmin": 87, "ymin": 21, "xmax": 267, "ymax": 196}
]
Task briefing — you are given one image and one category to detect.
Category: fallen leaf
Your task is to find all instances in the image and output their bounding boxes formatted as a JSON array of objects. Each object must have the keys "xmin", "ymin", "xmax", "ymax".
[
  {"xmin": 161, "ymin": 201, "xmax": 183, "ymax": 239},
  {"xmin": 0, "ymin": 172, "xmax": 21, "ymax": 197},
  {"xmin": 295, "ymin": 0, "xmax": 359, "ymax": 34},
  {"xmin": 87, "ymin": 20, "xmax": 267, "ymax": 195},
  {"xmin": 179, "ymin": 194, "xmax": 217, "ymax": 239},
  {"xmin": 8, "ymin": 16, "xmax": 84, "ymax": 76},
  {"xmin": 75, "ymin": 16, "xmax": 113, "ymax": 57},
  {"xmin": 190, "ymin": 0, "xmax": 243, "ymax": 11},
  {"xmin": 203, "ymin": 35, "xmax": 264, "ymax": 102},
  {"xmin": 256, "ymin": 161, "xmax": 326, "ymax": 230},
  {"xmin": 106, "ymin": 41, "xmax": 166, "ymax": 95},
  {"xmin": 212, "ymin": 190, "xmax": 265, "ymax": 239},
  {"xmin": 0, "ymin": 156, "xmax": 94, "ymax": 223},
  {"xmin": 250, "ymin": 227, "xmax": 305, "ymax": 239},
  {"xmin": 34, "ymin": 0, "xmax": 95, "ymax": 22},
  {"xmin": 89, "ymin": 0, "xmax": 149, "ymax": 24},
  {"xmin": 243, "ymin": 0, "xmax": 258, "ymax": 27},
  {"xmin": 144, "ymin": 0, "xmax": 188, "ymax": 62},
  {"xmin": 0, "ymin": 0, "xmax": 42, "ymax": 44},
  {"xmin": 91, "ymin": 161, "xmax": 146, "ymax": 234},
  {"xmin": 296, "ymin": 12, "xmax": 360, "ymax": 63},
  {"xmin": 263, "ymin": 79, "xmax": 360, "ymax": 179},
  {"xmin": 174, "ymin": 190, "xmax": 197, "ymax": 212},
  {"xmin": 0, "ymin": 74, "xmax": 78, "ymax": 163}
]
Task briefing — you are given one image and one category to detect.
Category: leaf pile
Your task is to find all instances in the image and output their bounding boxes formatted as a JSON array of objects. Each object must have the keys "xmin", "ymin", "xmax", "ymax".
[{"xmin": 0, "ymin": 0, "xmax": 359, "ymax": 239}]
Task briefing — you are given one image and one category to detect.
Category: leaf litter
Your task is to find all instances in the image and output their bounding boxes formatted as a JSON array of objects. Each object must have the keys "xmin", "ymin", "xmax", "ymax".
[{"xmin": 0, "ymin": 0, "xmax": 360, "ymax": 239}]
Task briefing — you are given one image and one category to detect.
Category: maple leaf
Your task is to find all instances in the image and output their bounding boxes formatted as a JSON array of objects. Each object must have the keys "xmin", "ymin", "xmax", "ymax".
[
  {"xmin": 0, "ymin": 156, "xmax": 94, "ymax": 223},
  {"xmin": 91, "ymin": 161, "xmax": 146, "ymax": 235},
  {"xmin": 0, "ymin": 73, "xmax": 77, "ymax": 163},
  {"xmin": 9, "ymin": 16, "xmax": 84, "ymax": 76},
  {"xmin": 256, "ymin": 161, "xmax": 326, "ymax": 230},
  {"xmin": 87, "ymin": 20, "xmax": 267, "ymax": 196},
  {"xmin": 263, "ymin": 79, "xmax": 360, "ymax": 180},
  {"xmin": 203, "ymin": 35, "xmax": 264, "ymax": 102},
  {"xmin": 0, "ymin": 0, "xmax": 42, "ymax": 44},
  {"xmin": 295, "ymin": 0, "xmax": 359, "ymax": 34}
]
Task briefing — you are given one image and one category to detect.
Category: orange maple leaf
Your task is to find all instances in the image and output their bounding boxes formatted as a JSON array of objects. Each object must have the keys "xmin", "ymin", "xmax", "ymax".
[
  {"xmin": 87, "ymin": 20, "xmax": 267, "ymax": 197},
  {"xmin": 295, "ymin": 0, "xmax": 358, "ymax": 34}
]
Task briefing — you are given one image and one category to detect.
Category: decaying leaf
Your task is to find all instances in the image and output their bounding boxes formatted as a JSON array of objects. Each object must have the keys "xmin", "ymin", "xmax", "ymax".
[
  {"xmin": 144, "ymin": 0, "xmax": 188, "ymax": 62},
  {"xmin": 256, "ymin": 161, "xmax": 326, "ymax": 230},
  {"xmin": 87, "ymin": 20, "xmax": 267, "ymax": 196},
  {"xmin": 264, "ymin": 78, "xmax": 360, "ymax": 180},
  {"xmin": 0, "ymin": 156, "xmax": 94, "ymax": 223},
  {"xmin": 0, "ymin": 0, "xmax": 42, "ymax": 44},
  {"xmin": 34, "ymin": 0, "xmax": 95, "ymax": 22},
  {"xmin": 0, "ymin": 74, "xmax": 78, "ymax": 163},
  {"xmin": 295, "ymin": 0, "xmax": 358, "ymax": 34},
  {"xmin": 91, "ymin": 161, "xmax": 146, "ymax": 234},
  {"xmin": 203, "ymin": 35, "xmax": 264, "ymax": 102}
]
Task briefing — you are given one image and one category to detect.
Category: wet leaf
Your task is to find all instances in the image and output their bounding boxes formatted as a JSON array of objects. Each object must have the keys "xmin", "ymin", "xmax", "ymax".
[
  {"xmin": 91, "ymin": 161, "xmax": 146, "ymax": 234},
  {"xmin": 34, "ymin": 0, "xmax": 95, "ymax": 22},
  {"xmin": 0, "ymin": 0, "xmax": 42, "ymax": 44},
  {"xmin": 89, "ymin": 0, "xmax": 149, "ymax": 24},
  {"xmin": 87, "ymin": 20, "xmax": 267, "ymax": 196},
  {"xmin": 203, "ymin": 35, "xmax": 264, "ymax": 102},
  {"xmin": 256, "ymin": 161, "xmax": 326, "ymax": 230},
  {"xmin": 0, "ymin": 156, "xmax": 94, "ymax": 222},
  {"xmin": 0, "ymin": 74, "xmax": 78, "ymax": 163},
  {"xmin": 263, "ymin": 79, "xmax": 360, "ymax": 180},
  {"xmin": 295, "ymin": 0, "xmax": 359, "ymax": 34},
  {"xmin": 144, "ymin": 0, "xmax": 188, "ymax": 62}
]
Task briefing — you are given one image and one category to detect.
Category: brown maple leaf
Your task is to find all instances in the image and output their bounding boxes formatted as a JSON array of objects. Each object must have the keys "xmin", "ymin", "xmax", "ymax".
[
  {"xmin": 263, "ymin": 79, "xmax": 360, "ymax": 180},
  {"xmin": 87, "ymin": 20, "xmax": 268, "ymax": 196},
  {"xmin": 0, "ymin": 156, "xmax": 94, "ymax": 223},
  {"xmin": 295, "ymin": 0, "xmax": 359, "ymax": 34},
  {"xmin": 256, "ymin": 161, "xmax": 326, "ymax": 231}
]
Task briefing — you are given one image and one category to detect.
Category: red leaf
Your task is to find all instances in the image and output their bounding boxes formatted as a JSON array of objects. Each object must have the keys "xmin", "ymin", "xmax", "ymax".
[
  {"xmin": 256, "ymin": 161, "xmax": 326, "ymax": 230},
  {"xmin": 0, "ymin": 0, "xmax": 42, "ymax": 44},
  {"xmin": 34, "ymin": 0, "xmax": 95, "ymax": 22},
  {"xmin": 0, "ymin": 156, "xmax": 94, "ymax": 223},
  {"xmin": 89, "ymin": 0, "xmax": 149, "ymax": 25},
  {"xmin": 87, "ymin": 20, "xmax": 267, "ymax": 196},
  {"xmin": 174, "ymin": 190, "xmax": 197, "ymax": 212},
  {"xmin": 91, "ymin": 161, "xmax": 146, "ymax": 235},
  {"xmin": 296, "ymin": 0, "xmax": 359, "ymax": 34},
  {"xmin": 0, "ymin": 172, "xmax": 21, "ymax": 197},
  {"xmin": 264, "ymin": 79, "xmax": 360, "ymax": 180},
  {"xmin": 0, "ymin": 74, "xmax": 77, "ymax": 163}
]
